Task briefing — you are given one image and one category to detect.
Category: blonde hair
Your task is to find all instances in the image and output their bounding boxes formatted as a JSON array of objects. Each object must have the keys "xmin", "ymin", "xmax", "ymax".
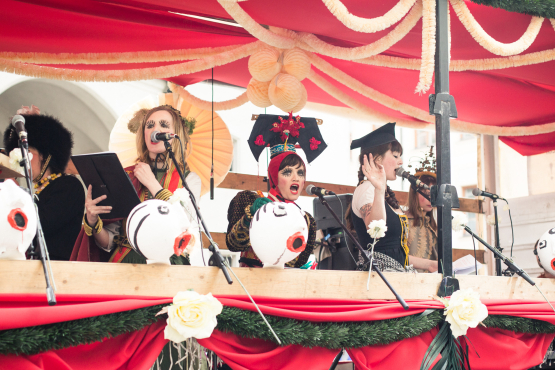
[{"xmin": 135, "ymin": 106, "xmax": 190, "ymax": 172}]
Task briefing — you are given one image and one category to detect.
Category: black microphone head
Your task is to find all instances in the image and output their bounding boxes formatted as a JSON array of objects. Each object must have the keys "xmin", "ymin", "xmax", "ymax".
[
  {"xmin": 305, "ymin": 184, "xmax": 315, "ymax": 195},
  {"xmin": 395, "ymin": 166, "xmax": 406, "ymax": 177},
  {"xmin": 150, "ymin": 130, "xmax": 160, "ymax": 143},
  {"xmin": 11, "ymin": 115, "xmax": 25, "ymax": 127},
  {"xmin": 471, "ymin": 188, "xmax": 482, "ymax": 197}
]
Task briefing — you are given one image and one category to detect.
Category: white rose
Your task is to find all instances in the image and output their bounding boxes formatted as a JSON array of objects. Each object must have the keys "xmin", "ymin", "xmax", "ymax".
[
  {"xmin": 168, "ymin": 188, "xmax": 190, "ymax": 205},
  {"xmin": 163, "ymin": 291, "xmax": 223, "ymax": 342},
  {"xmin": 367, "ymin": 219, "xmax": 387, "ymax": 239},
  {"xmin": 8, "ymin": 149, "xmax": 32, "ymax": 175},
  {"xmin": 443, "ymin": 288, "xmax": 488, "ymax": 338},
  {"xmin": 451, "ymin": 212, "xmax": 468, "ymax": 232}
]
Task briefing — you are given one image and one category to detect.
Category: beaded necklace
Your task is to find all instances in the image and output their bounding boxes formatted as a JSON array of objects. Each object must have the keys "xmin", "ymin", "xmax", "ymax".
[{"xmin": 34, "ymin": 173, "xmax": 63, "ymax": 195}]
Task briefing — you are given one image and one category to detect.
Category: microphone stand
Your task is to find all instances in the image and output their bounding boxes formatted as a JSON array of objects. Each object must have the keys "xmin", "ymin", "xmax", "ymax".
[
  {"xmin": 18, "ymin": 136, "xmax": 56, "ymax": 305},
  {"xmin": 492, "ymin": 199, "xmax": 503, "ymax": 276},
  {"xmin": 163, "ymin": 141, "xmax": 233, "ymax": 284},
  {"xmin": 313, "ymin": 194, "xmax": 409, "ymax": 310}
]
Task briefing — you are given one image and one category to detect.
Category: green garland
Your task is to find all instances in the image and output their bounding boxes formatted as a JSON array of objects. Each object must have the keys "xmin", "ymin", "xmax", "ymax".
[
  {"xmin": 469, "ymin": 0, "xmax": 555, "ymax": 19},
  {"xmin": 1, "ymin": 305, "xmax": 555, "ymax": 356}
]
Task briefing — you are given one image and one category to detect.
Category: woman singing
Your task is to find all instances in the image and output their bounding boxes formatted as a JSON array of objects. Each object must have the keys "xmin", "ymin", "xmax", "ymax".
[
  {"xmin": 226, "ymin": 113, "xmax": 327, "ymax": 268},
  {"xmin": 75, "ymin": 105, "xmax": 200, "ymax": 264},
  {"xmin": 348, "ymin": 123, "xmax": 438, "ymax": 273}
]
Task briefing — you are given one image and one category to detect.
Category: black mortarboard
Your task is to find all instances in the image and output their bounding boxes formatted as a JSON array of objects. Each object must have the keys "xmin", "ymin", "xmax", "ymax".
[
  {"xmin": 248, "ymin": 113, "xmax": 327, "ymax": 163},
  {"xmin": 350, "ymin": 122, "xmax": 396, "ymax": 150}
]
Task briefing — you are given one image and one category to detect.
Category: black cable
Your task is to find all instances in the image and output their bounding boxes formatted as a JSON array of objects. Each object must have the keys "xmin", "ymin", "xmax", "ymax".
[
  {"xmin": 471, "ymin": 233, "xmax": 478, "ymax": 275},
  {"xmin": 504, "ymin": 199, "xmax": 515, "ymax": 258},
  {"xmin": 333, "ymin": 193, "xmax": 357, "ymax": 265}
]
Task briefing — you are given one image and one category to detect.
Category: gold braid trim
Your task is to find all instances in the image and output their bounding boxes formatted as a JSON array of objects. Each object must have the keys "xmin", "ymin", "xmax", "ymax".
[
  {"xmin": 399, "ymin": 214, "xmax": 410, "ymax": 267},
  {"xmin": 83, "ymin": 214, "xmax": 103, "ymax": 236},
  {"xmin": 155, "ymin": 189, "xmax": 173, "ymax": 201}
]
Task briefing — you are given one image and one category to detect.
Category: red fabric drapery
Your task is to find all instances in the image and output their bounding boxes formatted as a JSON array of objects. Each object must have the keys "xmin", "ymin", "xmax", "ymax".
[
  {"xmin": 2, "ymin": 0, "xmax": 555, "ymax": 155},
  {"xmin": 0, "ymin": 294, "xmax": 554, "ymax": 370}
]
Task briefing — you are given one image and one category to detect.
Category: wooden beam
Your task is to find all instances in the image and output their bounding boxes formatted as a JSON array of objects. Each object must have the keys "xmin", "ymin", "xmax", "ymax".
[
  {"xmin": 0, "ymin": 260, "xmax": 549, "ymax": 301},
  {"xmin": 218, "ymin": 173, "xmax": 484, "ymax": 213}
]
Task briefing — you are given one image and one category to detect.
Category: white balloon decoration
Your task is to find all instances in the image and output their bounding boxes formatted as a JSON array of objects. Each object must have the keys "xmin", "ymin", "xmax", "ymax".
[
  {"xmin": 536, "ymin": 227, "xmax": 555, "ymax": 277},
  {"xmin": 249, "ymin": 202, "xmax": 308, "ymax": 268},
  {"xmin": 126, "ymin": 199, "xmax": 194, "ymax": 265},
  {"xmin": 0, "ymin": 181, "xmax": 37, "ymax": 260}
]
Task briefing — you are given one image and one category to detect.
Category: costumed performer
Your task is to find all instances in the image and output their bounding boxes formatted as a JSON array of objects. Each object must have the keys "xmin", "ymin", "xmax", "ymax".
[
  {"xmin": 3, "ymin": 105, "xmax": 85, "ymax": 261},
  {"xmin": 347, "ymin": 123, "xmax": 438, "ymax": 273},
  {"xmin": 73, "ymin": 105, "xmax": 201, "ymax": 264},
  {"xmin": 405, "ymin": 147, "xmax": 438, "ymax": 267},
  {"xmin": 226, "ymin": 112, "xmax": 327, "ymax": 268}
]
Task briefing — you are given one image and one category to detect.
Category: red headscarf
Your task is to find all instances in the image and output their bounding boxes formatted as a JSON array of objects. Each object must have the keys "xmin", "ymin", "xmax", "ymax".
[{"xmin": 267, "ymin": 152, "xmax": 305, "ymax": 204}]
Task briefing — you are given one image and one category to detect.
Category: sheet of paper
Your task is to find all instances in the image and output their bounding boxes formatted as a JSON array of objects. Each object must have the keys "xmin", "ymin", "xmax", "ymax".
[{"xmin": 453, "ymin": 254, "xmax": 482, "ymax": 275}]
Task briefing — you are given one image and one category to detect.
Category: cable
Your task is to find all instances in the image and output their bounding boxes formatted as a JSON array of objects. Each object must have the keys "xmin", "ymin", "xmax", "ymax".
[
  {"xmin": 504, "ymin": 199, "xmax": 515, "ymax": 258},
  {"xmin": 471, "ymin": 233, "xmax": 478, "ymax": 275}
]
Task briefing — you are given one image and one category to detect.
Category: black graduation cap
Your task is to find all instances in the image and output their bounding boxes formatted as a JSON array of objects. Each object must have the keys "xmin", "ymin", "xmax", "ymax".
[
  {"xmin": 248, "ymin": 113, "xmax": 327, "ymax": 163},
  {"xmin": 350, "ymin": 122, "xmax": 396, "ymax": 150}
]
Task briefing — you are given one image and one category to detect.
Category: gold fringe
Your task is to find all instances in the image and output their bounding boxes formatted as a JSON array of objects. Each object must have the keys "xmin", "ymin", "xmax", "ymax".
[
  {"xmin": 0, "ymin": 45, "xmax": 242, "ymax": 65},
  {"xmin": 415, "ymin": 0, "xmax": 436, "ymax": 94},
  {"xmin": 321, "ymin": 0, "xmax": 417, "ymax": 33},
  {"xmin": 308, "ymin": 52, "xmax": 432, "ymax": 122},
  {"xmin": 297, "ymin": 1, "xmax": 422, "ymax": 60},
  {"xmin": 217, "ymin": 0, "xmax": 296, "ymax": 49},
  {"xmin": 0, "ymin": 42, "xmax": 263, "ymax": 82},
  {"xmin": 306, "ymin": 69, "xmax": 432, "ymax": 130},
  {"xmin": 169, "ymin": 82, "xmax": 249, "ymax": 111},
  {"xmin": 450, "ymin": 0, "xmax": 543, "ymax": 56}
]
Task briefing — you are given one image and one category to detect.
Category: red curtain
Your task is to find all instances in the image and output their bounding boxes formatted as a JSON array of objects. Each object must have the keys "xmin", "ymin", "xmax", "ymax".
[{"xmin": 0, "ymin": 294, "xmax": 554, "ymax": 370}]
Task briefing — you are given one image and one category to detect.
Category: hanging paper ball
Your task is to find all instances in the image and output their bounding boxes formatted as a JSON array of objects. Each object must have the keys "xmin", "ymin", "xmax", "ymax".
[
  {"xmin": 268, "ymin": 73, "xmax": 304, "ymax": 112},
  {"xmin": 282, "ymin": 48, "xmax": 311, "ymax": 81},
  {"xmin": 248, "ymin": 48, "xmax": 282, "ymax": 82},
  {"xmin": 291, "ymin": 83, "xmax": 307, "ymax": 113},
  {"xmin": 247, "ymin": 78, "xmax": 272, "ymax": 108},
  {"xmin": 126, "ymin": 200, "xmax": 195, "ymax": 265},
  {"xmin": 250, "ymin": 202, "xmax": 308, "ymax": 268},
  {"xmin": 0, "ymin": 180, "xmax": 37, "ymax": 260}
]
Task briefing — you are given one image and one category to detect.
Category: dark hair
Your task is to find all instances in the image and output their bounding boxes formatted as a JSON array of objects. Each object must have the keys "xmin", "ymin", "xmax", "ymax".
[
  {"xmin": 3, "ymin": 114, "xmax": 73, "ymax": 174},
  {"xmin": 279, "ymin": 153, "xmax": 306, "ymax": 172},
  {"xmin": 345, "ymin": 140, "xmax": 403, "ymax": 229},
  {"xmin": 406, "ymin": 174, "xmax": 437, "ymax": 230}
]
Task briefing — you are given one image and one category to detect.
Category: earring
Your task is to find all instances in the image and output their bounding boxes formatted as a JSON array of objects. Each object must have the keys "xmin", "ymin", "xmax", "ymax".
[{"xmin": 34, "ymin": 154, "xmax": 52, "ymax": 183}]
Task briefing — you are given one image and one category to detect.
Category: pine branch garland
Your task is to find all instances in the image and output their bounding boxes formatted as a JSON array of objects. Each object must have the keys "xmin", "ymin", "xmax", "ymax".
[{"xmin": 470, "ymin": 0, "xmax": 555, "ymax": 19}]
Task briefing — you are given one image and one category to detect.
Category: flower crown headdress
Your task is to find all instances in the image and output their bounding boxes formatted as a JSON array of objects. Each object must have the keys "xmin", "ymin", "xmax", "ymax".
[
  {"xmin": 408, "ymin": 146, "xmax": 436, "ymax": 178},
  {"xmin": 127, "ymin": 105, "xmax": 196, "ymax": 136}
]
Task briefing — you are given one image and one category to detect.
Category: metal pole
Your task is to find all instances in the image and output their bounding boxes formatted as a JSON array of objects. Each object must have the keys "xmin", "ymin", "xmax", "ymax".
[{"xmin": 430, "ymin": 0, "xmax": 459, "ymax": 295}]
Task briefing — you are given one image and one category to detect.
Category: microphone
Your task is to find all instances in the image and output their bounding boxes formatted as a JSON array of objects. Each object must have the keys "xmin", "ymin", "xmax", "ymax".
[
  {"xmin": 11, "ymin": 115, "xmax": 27, "ymax": 139},
  {"xmin": 150, "ymin": 131, "xmax": 178, "ymax": 143},
  {"xmin": 306, "ymin": 184, "xmax": 335, "ymax": 196},
  {"xmin": 472, "ymin": 188, "xmax": 504, "ymax": 200},
  {"xmin": 395, "ymin": 167, "xmax": 430, "ymax": 190}
]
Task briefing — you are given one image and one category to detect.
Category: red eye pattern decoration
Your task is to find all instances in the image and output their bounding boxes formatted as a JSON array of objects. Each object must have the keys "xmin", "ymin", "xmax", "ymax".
[
  {"xmin": 286, "ymin": 232, "xmax": 306, "ymax": 253},
  {"xmin": 551, "ymin": 258, "xmax": 555, "ymax": 271},
  {"xmin": 174, "ymin": 231, "xmax": 193, "ymax": 256},
  {"xmin": 8, "ymin": 208, "xmax": 27, "ymax": 231}
]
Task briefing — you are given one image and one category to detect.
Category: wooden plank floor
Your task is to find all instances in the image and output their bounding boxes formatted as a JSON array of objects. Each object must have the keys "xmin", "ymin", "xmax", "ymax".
[{"xmin": 0, "ymin": 260, "xmax": 551, "ymax": 301}]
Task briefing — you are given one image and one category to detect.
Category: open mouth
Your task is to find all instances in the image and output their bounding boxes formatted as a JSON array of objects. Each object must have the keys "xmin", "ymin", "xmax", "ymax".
[{"xmin": 290, "ymin": 184, "xmax": 299, "ymax": 195}]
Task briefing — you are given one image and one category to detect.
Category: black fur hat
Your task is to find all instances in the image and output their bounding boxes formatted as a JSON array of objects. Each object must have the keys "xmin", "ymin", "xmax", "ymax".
[{"xmin": 3, "ymin": 114, "xmax": 73, "ymax": 174}]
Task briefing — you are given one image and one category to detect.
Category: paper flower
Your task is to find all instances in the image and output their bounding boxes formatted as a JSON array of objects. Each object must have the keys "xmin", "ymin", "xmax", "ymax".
[
  {"xmin": 440, "ymin": 288, "xmax": 488, "ymax": 338},
  {"xmin": 168, "ymin": 188, "xmax": 190, "ymax": 205},
  {"xmin": 8, "ymin": 149, "xmax": 32, "ymax": 175},
  {"xmin": 367, "ymin": 219, "xmax": 387, "ymax": 239},
  {"xmin": 451, "ymin": 212, "xmax": 468, "ymax": 232},
  {"xmin": 254, "ymin": 135, "xmax": 266, "ymax": 146},
  {"xmin": 309, "ymin": 137, "xmax": 321, "ymax": 150},
  {"xmin": 157, "ymin": 291, "xmax": 223, "ymax": 342}
]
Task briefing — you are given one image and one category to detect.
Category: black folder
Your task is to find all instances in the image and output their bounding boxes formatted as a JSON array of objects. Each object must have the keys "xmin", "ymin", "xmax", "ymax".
[{"xmin": 71, "ymin": 152, "xmax": 140, "ymax": 219}]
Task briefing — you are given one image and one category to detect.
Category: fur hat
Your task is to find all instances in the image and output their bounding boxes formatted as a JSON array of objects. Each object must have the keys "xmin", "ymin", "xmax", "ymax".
[{"xmin": 3, "ymin": 114, "xmax": 74, "ymax": 174}]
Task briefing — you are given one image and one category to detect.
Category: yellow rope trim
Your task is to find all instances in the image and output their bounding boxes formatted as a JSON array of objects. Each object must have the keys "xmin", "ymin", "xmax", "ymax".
[
  {"xmin": 415, "ymin": 0, "xmax": 436, "ymax": 94},
  {"xmin": 169, "ymin": 82, "xmax": 249, "ymax": 111},
  {"xmin": 321, "ymin": 0, "xmax": 417, "ymax": 33},
  {"xmin": 0, "ymin": 41, "xmax": 263, "ymax": 82},
  {"xmin": 450, "ymin": 0, "xmax": 544, "ymax": 56},
  {"xmin": 0, "ymin": 45, "xmax": 242, "ymax": 65}
]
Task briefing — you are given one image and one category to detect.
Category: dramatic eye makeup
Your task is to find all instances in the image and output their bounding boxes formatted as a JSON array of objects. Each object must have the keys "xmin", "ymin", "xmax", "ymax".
[
  {"xmin": 280, "ymin": 168, "xmax": 293, "ymax": 177},
  {"xmin": 146, "ymin": 120, "xmax": 155, "ymax": 129},
  {"xmin": 160, "ymin": 120, "xmax": 170, "ymax": 129},
  {"xmin": 297, "ymin": 169, "xmax": 305, "ymax": 178}
]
